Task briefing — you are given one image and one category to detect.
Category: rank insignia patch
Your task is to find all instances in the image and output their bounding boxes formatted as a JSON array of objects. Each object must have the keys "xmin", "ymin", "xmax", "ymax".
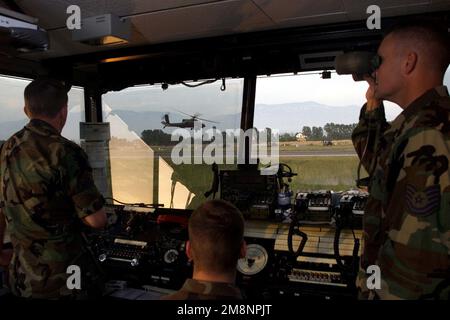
[{"xmin": 405, "ymin": 184, "xmax": 440, "ymax": 216}]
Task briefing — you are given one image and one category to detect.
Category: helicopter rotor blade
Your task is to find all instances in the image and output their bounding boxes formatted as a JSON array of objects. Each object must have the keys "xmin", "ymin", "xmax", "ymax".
[
  {"xmin": 194, "ymin": 116, "xmax": 219, "ymax": 123},
  {"xmin": 173, "ymin": 108, "xmax": 195, "ymax": 118},
  {"xmin": 172, "ymin": 109, "xmax": 219, "ymax": 123}
]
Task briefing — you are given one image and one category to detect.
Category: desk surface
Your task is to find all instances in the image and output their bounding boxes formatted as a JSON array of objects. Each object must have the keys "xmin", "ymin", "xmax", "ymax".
[{"xmin": 108, "ymin": 285, "xmax": 175, "ymax": 300}]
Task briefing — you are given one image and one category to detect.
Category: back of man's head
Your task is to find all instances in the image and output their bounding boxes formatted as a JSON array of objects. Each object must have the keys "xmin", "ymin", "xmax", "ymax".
[
  {"xmin": 188, "ymin": 200, "xmax": 244, "ymax": 274},
  {"xmin": 24, "ymin": 78, "xmax": 68, "ymax": 118},
  {"xmin": 384, "ymin": 19, "xmax": 450, "ymax": 77}
]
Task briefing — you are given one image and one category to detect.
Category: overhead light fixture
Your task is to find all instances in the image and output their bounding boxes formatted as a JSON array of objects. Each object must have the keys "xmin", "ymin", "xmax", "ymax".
[
  {"xmin": 100, "ymin": 54, "xmax": 154, "ymax": 63},
  {"xmin": 71, "ymin": 14, "xmax": 131, "ymax": 46},
  {"xmin": 0, "ymin": 7, "xmax": 48, "ymax": 53}
]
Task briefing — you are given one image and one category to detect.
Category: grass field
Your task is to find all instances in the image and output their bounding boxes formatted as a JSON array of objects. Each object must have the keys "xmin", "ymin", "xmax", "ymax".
[
  {"xmin": 148, "ymin": 139, "xmax": 356, "ymax": 154},
  {"xmin": 109, "ymin": 151, "xmax": 366, "ymax": 209},
  {"xmin": 277, "ymin": 140, "xmax": 355, "ymax": 152},
  {"xmin": 166, "ymin": 155, "xmax": 365, "ymax": 196},
  {"xmin": 279, "ymin": 156, "xmax": 365, "ymax": 192}
]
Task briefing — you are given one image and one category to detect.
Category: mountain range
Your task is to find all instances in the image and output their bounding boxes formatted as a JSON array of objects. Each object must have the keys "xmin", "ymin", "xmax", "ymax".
[{"xmin": 0, "ymin": 101, "xmax": 402, "ymax": 140}]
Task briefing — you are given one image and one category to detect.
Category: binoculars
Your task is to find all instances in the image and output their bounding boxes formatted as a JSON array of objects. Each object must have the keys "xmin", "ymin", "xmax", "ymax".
[{"xmin": 335, "ymin": 51, "xmax": 382, "ymax": 81}]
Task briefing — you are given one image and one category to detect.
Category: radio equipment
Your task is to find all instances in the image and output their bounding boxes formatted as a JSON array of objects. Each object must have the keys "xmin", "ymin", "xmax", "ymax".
[
  {"xmin": 275, "ymin": 223, "xmax": 361, "ymax": 299},
  {"xmin": 235, "ymin": 221, "xmax": 363, "ymax": 299},
  {"xmin": 84, "ymin": 187, "xmax": 368, "ymax": 299},
  {"xmin": 335, "ymin": 190, "xmax": 369, "ymax": 229},
  {"xmin": 86, "ymin": 205, "xmax": 192, "ymax": 289},
  {"xmin": 294, "ymin": 190, "xmax": 335, "ymax": 222},
  {"xmin": 219, "ymin": 170, "xmax": 278, "ymax": 219}
]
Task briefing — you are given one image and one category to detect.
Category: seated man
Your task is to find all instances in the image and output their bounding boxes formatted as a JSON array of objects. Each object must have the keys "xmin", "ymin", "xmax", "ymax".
[{"xmin": 163, "ymin": 200, "xmax": 246, "ymax": 300}]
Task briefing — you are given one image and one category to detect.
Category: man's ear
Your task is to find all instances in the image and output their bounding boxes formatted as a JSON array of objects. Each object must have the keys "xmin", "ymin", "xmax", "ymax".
[
  {"xmin": 239, "ymin": 240, "xmax": 247, "ymax": 259},
  {"xmin": 23, "ymin": 106, "xmax": 30, "ymax": 118},
  {"xmin": 58, "ymin": 105, "xmax": 68, "ymax": 129},
  {"xmin": 404, "ymin": 51, "xmax": 418, "ymax": 75},
  {"xmin": 186, "ymin": 240, "xmax": 193, "ymax": 261},
  {"xmin": 61, "ymin": 104, "xmax": 68, "ymax": 121}
]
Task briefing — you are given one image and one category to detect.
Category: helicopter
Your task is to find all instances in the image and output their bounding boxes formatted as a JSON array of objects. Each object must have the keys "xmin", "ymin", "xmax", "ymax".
[{"xmin": 161, "ymin": 111, "xmax": 218, "ymax": 129}]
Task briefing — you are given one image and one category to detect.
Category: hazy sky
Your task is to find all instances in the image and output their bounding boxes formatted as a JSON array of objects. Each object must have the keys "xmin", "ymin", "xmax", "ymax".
[
  {"xmin": 255, "ymin": 72, "xmax": 405, "ymax": 121},
  {"xmin": 255, "ymin": 68, "xmax": 450, "ymax": 121},
  {"xmin": 0, "ymin": 76, "xmax": 84, "ymax": 122},
  {"xmin": 103, "ymin": 78, "xmax": 244, "ymax": 117},
  {"xmin": 256, "ymin": 70, "xmax": 450, "ymax": 106}
]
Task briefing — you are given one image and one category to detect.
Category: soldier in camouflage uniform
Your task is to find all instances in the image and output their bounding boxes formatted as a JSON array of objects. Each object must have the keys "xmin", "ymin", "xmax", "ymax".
[
  {"xmin": 163, "ymin": 279, "xmax": 243, "ymax": 300},
  {"xmin": 352, "ymin": 21, "xmax": 450, "ymax": 299},
  {"xmin": 163, "ymin": 200, "xmax": 245, "ymax": 300},
  {"xmin": 0, "ymin": 78, "xmax": 107, "ymax": 299}
]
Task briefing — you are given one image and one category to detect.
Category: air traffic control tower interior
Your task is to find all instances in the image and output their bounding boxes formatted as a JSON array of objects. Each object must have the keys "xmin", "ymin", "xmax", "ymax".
[{"xmin": 0, "ymin": 0, "xmax": 449, "ymax": 300}]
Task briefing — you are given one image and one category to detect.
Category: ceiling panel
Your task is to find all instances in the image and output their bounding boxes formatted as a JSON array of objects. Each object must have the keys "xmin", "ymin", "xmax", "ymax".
[
  {"xmin": 341, "ymin": 0, "xmax": 438, "ymax": 20},
  {"xmin": 15, "ymin": 0, "xmax": 72, "ymax": 29},
  {"xmin": 430, "ymin": 0, "xmax": 450, "ymax": 11},
  {"xmin": 61, "ymin": 0, "xmax": 222, "ymax": 18},
  {"xmin": 15, "ymin": 0, "xmax": 223, "ymax": 29},
  {"xmin": 131, "ymin": 0, "xmax": 273, "ymax": 43},
  {"xmin": 268, "ymin": 12, "xmax": 349, "ymax": 29},
  {"xmin": 253, "ymin": 0, "xmax": 346, "ymax": 23}
]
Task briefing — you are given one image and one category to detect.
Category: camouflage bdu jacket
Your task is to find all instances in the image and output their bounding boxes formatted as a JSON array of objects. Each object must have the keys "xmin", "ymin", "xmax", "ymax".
[
  {"xmin": 162, "ymin": 279, "xmax": 243, "ymax": 300},
  {"xmin": 352, "ymin": 86, "xmax": 450, "ymax": 299},
  {"xmin": 0, "ymin": 119, "xmax": 105, "ymax": 299}
]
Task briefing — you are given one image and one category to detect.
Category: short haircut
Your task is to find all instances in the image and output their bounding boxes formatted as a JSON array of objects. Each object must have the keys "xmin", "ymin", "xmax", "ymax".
[
  {"xmin": 24, "ymin": 78, "xmax": 68, "ymax": 118},
  {"xmin": 189, "ymin": 200, "xmax": 244, "ymax": 273},
  {"xmin": 384, "ymin": 19, "xmax": 450, "ymax": 76}
]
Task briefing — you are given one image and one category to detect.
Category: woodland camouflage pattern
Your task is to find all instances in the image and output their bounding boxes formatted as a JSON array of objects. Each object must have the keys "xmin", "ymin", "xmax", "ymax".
[
  {"xmin": 352, "ymin": 86, "xmax": 450, "ymax": 299},
  {"xmin": 0, "ymin": 119, "xmax": 105, "ymax": 299},
  {"xmin": 162, "ymin": 278, "xmax": 243, "ymax": 300}
]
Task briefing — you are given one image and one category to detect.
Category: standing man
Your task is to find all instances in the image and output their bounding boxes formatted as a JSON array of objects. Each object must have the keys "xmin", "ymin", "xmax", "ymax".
[
  {"xmin": 163, "ymin": 200, "xmax": 246, "ymax": 300},
  {"xmin": 352, "ymin": 21, "xmax": 450, "ymax": 299},
  {"xmin": 0, "ymin": 78, "xmax": 107, "ymax": 299}
]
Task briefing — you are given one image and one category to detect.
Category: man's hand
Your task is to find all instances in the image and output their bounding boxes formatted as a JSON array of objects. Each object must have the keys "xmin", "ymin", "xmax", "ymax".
[
  {"xmin": 82, "ymin": 208, "xmax": 107, "ymax": 229},
  {"xmin": 364, "ymin": 75, "xmax": 382, "ymax": 112}
]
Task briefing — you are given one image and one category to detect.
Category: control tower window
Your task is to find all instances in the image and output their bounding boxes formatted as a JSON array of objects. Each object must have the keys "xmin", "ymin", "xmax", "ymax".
[
  {"xmin": 102, "ymin": 79, "xmax": 243, "ymax": 209},
  {"xmin": 445, "ymin": 64, "xmax": 450, "ymax": 87},
  {"xmin": 0, "ymin": 75, "xmax": 84, "ymax": 146},
  {"xmin": 254, "ymin": 72, "xmax": 402, "ymax": 192}
]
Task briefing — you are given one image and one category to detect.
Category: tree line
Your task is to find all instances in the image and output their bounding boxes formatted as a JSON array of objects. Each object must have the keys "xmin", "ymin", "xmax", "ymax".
[
  {"xmin": 141, "ymin": 129, "xmax": 233, "ymax": 146},
  {"xmin": 140, "ymin": 123, "xmax": 358, "ymax": 146},
  {"xmin": 280, "ymin": 123, "xmax": 358, "ymax": 141}
]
